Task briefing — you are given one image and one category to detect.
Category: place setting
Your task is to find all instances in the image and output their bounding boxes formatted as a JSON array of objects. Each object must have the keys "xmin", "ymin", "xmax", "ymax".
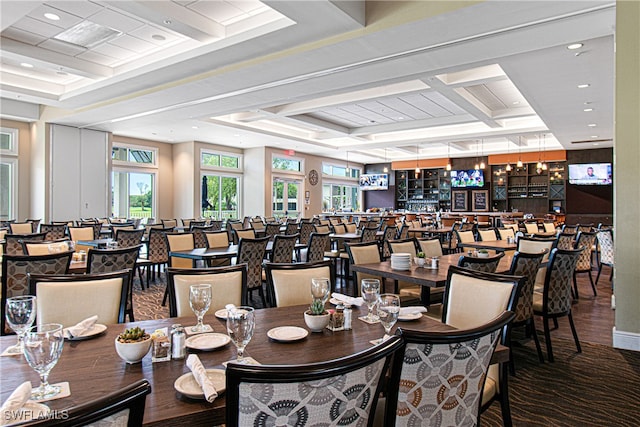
[{"xmin": 184, "ymin": 284, "xmax": 215, "ymax": 336}]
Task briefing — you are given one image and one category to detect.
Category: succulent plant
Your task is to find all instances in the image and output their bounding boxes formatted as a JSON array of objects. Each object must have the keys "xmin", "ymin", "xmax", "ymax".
[
  {"xmin": 416, "ymin": 251, "xmax": 426, "ymax": 258},
  {"xmin": 309, "ymin": 299, "xmax": 327, "ymax": 315},
  {"xmin": 478, "ymin": 249, "xmax": 489, "ymax": 254},
  {"xmin": 117, "ymin": 327, "xmax": 150, "ymax": 343}
]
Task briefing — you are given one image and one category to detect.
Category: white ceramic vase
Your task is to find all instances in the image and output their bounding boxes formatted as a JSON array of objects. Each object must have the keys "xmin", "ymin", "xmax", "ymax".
[{"xmin": 304, "ymin": 311, "xmax": 330, "ymax": 333}]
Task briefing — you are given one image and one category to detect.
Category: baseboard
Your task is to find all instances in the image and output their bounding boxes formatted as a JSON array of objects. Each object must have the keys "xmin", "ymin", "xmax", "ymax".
[{"xmin": 612, "ymin": 327, "xmax": 640, "ymax": 351}]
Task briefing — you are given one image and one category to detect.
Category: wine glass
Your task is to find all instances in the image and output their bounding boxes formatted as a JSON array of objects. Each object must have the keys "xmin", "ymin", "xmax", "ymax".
[
  {"xmin": 23, "ymin": 323, "xmax": 64, "ymax": 400},
  {"xmin": 361, "ymin": 279, "xmax": 381, "ymax": 323},
  {"xmin": 189, "ymin": 284, "xmax": 212, "ymax": 333},
  {"xmin": 311, "ymin": 278, "xmax": 330, "ymax": 304},
  {"xmin": 5, "ymin": 295, "xmax": 37, "ymax": 355},
  {"xmin": 226, "ymin": 306, "xmax": 255, "ymax": 364},
  {"xmin": 377, "ymin": 294, "xmax": 400, "ymax": 343}
]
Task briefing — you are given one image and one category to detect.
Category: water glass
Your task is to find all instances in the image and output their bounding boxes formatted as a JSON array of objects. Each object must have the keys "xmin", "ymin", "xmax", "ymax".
[
  {"xmin": 361, "ymin": 279, "xmax": 381, "ymax": 322},
  {"xmin": 226, "ymin": 306, "xmax": 255, "ymax": 363},
  {"xmin": 5, "ymin": 296, "xmax": 37, "ymax": 354},
  {"xmin": 377, "ymin": 294, "xmax": 400, "ymax": 339},
  {"xmin": 23, "ymin": 323, "xmax": 64, "ymax": 400},
  {"xmin": 311, "ymin": 278, "xmax": 330, "ymax": 304},
  {"xmin": 189, "ymin": 284, "xmax": 212, "ymax": 333}
]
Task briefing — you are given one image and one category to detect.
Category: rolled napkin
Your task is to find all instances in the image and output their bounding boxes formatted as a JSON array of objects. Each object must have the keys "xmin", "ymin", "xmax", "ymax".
[
  {"xmin": 0, "ymin": 382, "xmax": 31, "ymax": 425},
  {"xmin": 399, "ymin": 306, "xmax": 428, "ymax": 316},
  {"xmin": 186, "ymin": 354, "xmax": 218, "ymax": 402},
  {"xmin": 65, "ymin": 315, "xmax": 99, "ymax": 339},
  {"xmin": 331, "ymin": 293, "xmax": 364, "ymax": 307}
]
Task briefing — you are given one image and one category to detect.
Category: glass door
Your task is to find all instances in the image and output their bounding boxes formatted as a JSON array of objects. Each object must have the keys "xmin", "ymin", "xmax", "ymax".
[
  {"xmin": 111, "ymin": 171, "xmax": 155, "ymax": 219},
  {"xmin": 272, "ymin": 178, "xmax": 301, "ymax": 218}
]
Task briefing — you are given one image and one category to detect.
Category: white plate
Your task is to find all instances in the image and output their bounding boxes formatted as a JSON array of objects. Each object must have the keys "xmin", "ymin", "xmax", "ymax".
[
  {"xmin": 64, "ymin": 324, "xmax": 107, "ymax": 340},
  {"xmin": 267, "ymin": 326, "xmax": 309, "ymax": 342},
  {"xmin": 330, "ymin": 298, "xmax": 343, "ymax": 305},
  {"xmin": 398, "ymin": 312, "xmax": 423, "ymax": 321},
  {"xmin": 174, "ymin": 369, "xmax": 226, "ymax": 399},
  {"xmin": 185, "ymin": 333, "xmax": 231, "ymax": 351},
  {"xmin": 214, "ymin": 308, "xmax": 228, "ymax": 320}
]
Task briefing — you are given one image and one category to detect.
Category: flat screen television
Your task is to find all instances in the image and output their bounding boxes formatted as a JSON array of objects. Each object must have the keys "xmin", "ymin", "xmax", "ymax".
[
  {"xmin": 568, "ymin": 163, "xmax": 612, "ymax": 185},
  {"xmin": 359, "ymin": 173, "xmax": 389, "ymax": 190},
  {"xmin": 450, "ymin": 169, "xmax": 485, "ymax": 188}
]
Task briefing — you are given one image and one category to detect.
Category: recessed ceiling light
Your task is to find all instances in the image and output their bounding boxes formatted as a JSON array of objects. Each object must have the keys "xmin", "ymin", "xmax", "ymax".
[
  {"xmin": 20, "ymin": 63, "xmax": 34, "ymax": 68},
  {"xmin": 234, "ymin": 134, "xmax": 240, "ymax": 137},
  {"xmin": 591, "ymin": 135, "xmax": 599, "ymax": 138},
  {"xmin": 191, "ymin": 126, "xmax": 198, "ymax": 129},
  {"xmin": 56, "ymin": 71, "xmax": 68, "ymax": 76},
  {"xmin": 593, "ymin": 143, "xmax": 599, "ymax": 146},
  {"xmin": 397, "ymin": 117, "xmax": 404, "ymax": 120},
  {"xmin": 44, "ymin": 12, "xmax": 60, "ymax": 21},
  {"xmin": 152, "ymin": 34, "xmax": 166, "ymax": 41},
  {"xmin": 567, "ymin": 43, "xmax": 583, "ymax": 50},
  {"xmin": 512, "ymin": 101, "xmax": 521, "ymax": 105},
  {"xmin": 578, "ymin": 84, "xmax": 590, "ymax": 89},
  {"xmin": 588, "ymin": 123, "xmax": 597, "ymax": 127},
  {"xmin": 584, "ymin": 108, "xmax": 593, "ymax": 112}
]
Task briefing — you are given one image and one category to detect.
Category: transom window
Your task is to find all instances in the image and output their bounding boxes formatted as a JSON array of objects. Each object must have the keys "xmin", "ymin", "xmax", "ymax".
[
  {"xmin": 112, "ymin": 146, "xmax": 156, "ymax": 165},
  {"xmin": 202, "ymin": 151, "xmax": 241, "ymax": 169},
  {"xmin": 0, "ymin": 127, "xmax": 18, "ymax": 220},
  {"xmin": 322, "ymin": 163, "xmax": 360, "ymax": 179},
  {"xmin": 272, "ymin": 156, "xmax": 302, "ymax": 172}
]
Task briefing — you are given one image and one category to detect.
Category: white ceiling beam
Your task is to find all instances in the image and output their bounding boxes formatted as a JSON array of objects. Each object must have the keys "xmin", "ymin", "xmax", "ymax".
[
  {"xmin": 1, "ymin": 38, "xmax": 112, "ymax": 79},
  {"xmin": 349, "ymin": 114, "xmax": 477, "ymax": 136},
  {"xmin": 103, "ymin": 1, "xmax": 225, "ymax": 42},
  {"xmin": 286, "ymin": 114, "xmax": 350, "ymax": 135}
]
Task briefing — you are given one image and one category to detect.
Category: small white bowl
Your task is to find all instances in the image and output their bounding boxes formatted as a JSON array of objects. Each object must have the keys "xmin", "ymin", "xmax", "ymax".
[
  {"xmin": 115, "ymin": 337, "xmax": 152, "ymax": 364},
  {"xmin": 304, "ymin": 311, "xmax": 330, "ymax": 333},
  {"xmin": 477, "ymin": 252, "xmax": 490, "ymax": 258}
]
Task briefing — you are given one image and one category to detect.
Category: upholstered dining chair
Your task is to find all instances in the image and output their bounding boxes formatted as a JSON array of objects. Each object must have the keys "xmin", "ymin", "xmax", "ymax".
[
  {"xmin": 208, "ymin": 220, "xmax": 223, "ymax": 231},
  {"xmin": 524, "ymin": 222, "xmax": 540, "ymax": 234},
  {"xmin": 382, "ymin": 311, "xmax": 515, "ymax": 427},
  {"xmin": 454, "ymin": 229, "xmax": 476, "ymax": 253},
  {"xmin": 533, "ymin": 247, "xmax": 583, "ymax": 362},
  {"xmin": 303, "ymin": 232, "xmax": 331, "ymax": 263},
  {"xmin": 298, "ymin": 221, "xmax": 315, "ymax": 246},
  {"xmin": 497, "ymin": 227, "xmax": 516, "ymax": 241},
  {"xmin": 284, "ymin": 222, "xmax": 299, "ymax": 236},
  {"xmin": 166, "ymin": 264, "xmax": 248, "ymax": 317},
  {"xmin": 161, "ymin": 219, "xmax": 178, "ymax": 229},
  {"xmin": 361, "ymin": 226, "xmax": 379, "ymax": 243},
  {"xmin": 204, "ymin": 230, "xmax": 229, "ymax": 248},
  {"xmin": 8, "ymin": 222, "xmax": 33, "ymax": 234},
  {"xmin": 191, "ymin": 224, "xmax": 216, "ymax": 248},
  {"xmin": 457, "ymin": 251, "xmax": 505, "ymax": 273},
  {"xmin": 68, "ymin": 226, "xmax": 95, "ymax": 253},
  {"xmin": 250, "ymin": 217, "xmax": 265, "ymax": 233},
  {"xmin": 264, "ymin": 223, "xmax": 282, "ymax": 240},
  {"xmin": 270, "ymin": 233, "xmax": 298, "ymax": 263},
  {"xmin": 441, "ymin": 266, "xmax": 524, "ymax": 426},
  {"xmin": 595, "ymin": 228, "xmax": 614, "ymax": 285},
  {"xmin": 1, "ymin": 251, "xmax": 73, "ymax": 335},
  {"xmin": 235, "ymin": 236, "xmax": 270, "ymax": 306},
  {"xmin": 78, "ymin": 222, "xmax": 102, "ymax": 239},
  {"xmin": 561, "ymin": 224, "xmax": 578, "ymax": 235},
  {"xmin": 543, "ymin": 221, "xmax": 557, "ymax": 234},
  {"xmin": 332, "ymin": 223, "xmax": 347, "ymax": 235},
  {"xmin": 165, "ymin": 233, "xmax": 196, "ymax": 269},
  {"xmin": 416, "ymin": 237, "xmax": 444, "ymax": 257},
  {"xmin": 87, "ymin": 244, "xmax": 142, "ymax": 321},
  {"xmin": 4, "ymin": 232, "xmax": 47, "ymax": 255},
  {"xmin": 478, "ymin": 228, "xmax": 498, "ymax": 241},
  {"xmin": 345, "ymin": 222, "xmax": 357, "ymax": 233},
  {"xmin": 506, "ymin": 250, "xmax": 547, "ymax": 372},
  {"xmin": 556, "ymin": 232, "xmax": 576, "ymax": 250},
  {"xmin": 25, "ymin": 379, "xmax": 151, "ymax": 427},
  {"xmin": 380, "ymin": 225, "xmax": 398, "ymax": 259},
  {"xmin": 115, "ymin": 228, "xmax": 144, "ymax": 248},
  {"xmin": 136, "ymin": 227, "xmax": 171, "ymax": 288},
  {"xmin": 573, "ymin": 231, "xmax": 598, "ymax": 298},
  {"xmin": 226, "ymin": 334, "xmax": 403, "ymax": 427},
  {"xmin": 28, "ymin": 270, "xmax": 131, "ymax": 327},
  {"xmin": 517, "ymin": 236, "xmax": 556, "ymax": 291},
  {"xmin": 22, "ymin": 240, "xmax": 72, "ymax": 255},
  {"xmin": 265, "ymin": 260, "xmax": 333, "ymax": 307},
  {"xmin": 40, "ymin": 223, "xmax": 68, "ymax": 240},
  {"xmin": 233, "ymin": 228, "xmax": 256, "ymax": 244},
  {"xmin": 346, "ymin": 241, "xmax": 383, "ymax": 296}
]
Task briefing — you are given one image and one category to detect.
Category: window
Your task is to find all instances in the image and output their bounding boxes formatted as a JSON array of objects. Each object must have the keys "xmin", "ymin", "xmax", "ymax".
[
  {"xmin": 322, "ymin": 163, "xmax": 360, "ymax": 178},
  {"xmin": 0, "ymin": 127, "xmax": 18, "ymax": 220},
  {"xmin": 201, "ymin": 174, "xmax": 240, "ymax": 219},
  {"xmin": 272, "ymin": 178, "xmax": 301, "ymax": 217},
  {"xmin": 322, "ymin": 184, "xmax": 359, "ymax": 212},
  {"xmin": 202, "ymin": 151, "xmax": 240, "ymax": 169},
  {"xmin": 272, "ymin": 156, "xmax": 302, "ymax": 172},
  {"xmin": 111, "ymin": 143, "xmax": 157, "ymax": 218}
]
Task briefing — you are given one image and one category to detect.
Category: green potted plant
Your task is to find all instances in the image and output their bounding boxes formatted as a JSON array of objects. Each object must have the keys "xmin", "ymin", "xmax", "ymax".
[
  {"xmin": 415, "ymin": 251, "xmax": 426, "ymax": 267},
  {"xmin": 304, "ymin": 300, "xmax": 330, "ymax": 332},
  {"xmin": 114, "ymin": 327, "xmax": 152, "ymax": 364},
  {"xmin": 477, "ymin": 249, "xmax": 490, "ymax": 258}
]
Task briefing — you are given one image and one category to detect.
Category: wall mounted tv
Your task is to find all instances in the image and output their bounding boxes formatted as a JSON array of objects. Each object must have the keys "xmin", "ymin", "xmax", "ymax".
[
  {"xmin": 359, "ymin": 173, "xmax": 389, "ymax": 190},
  {"xmin": 451, "ymin": 170, "xmax": 485, "ymax": 188},
  {"xmin": 568, "ymin": 163, "xmax": 612, "ymax": 185}
]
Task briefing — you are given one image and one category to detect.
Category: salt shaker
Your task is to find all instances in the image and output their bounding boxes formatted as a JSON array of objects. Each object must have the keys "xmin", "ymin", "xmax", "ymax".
[
  {"xmin": 171, "ymin": 324, "xmax": 186, "ymax": 360},
  {"xmin": 343, "ymin": 304, "xmax": 352, "ymax": 330}
]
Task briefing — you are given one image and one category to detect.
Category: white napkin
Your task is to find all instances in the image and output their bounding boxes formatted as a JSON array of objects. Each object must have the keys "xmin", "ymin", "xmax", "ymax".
[
  {"xmin": 186, "ymin": 354, "xmax": 217, "ymax": 402},
  {"xmin": 65, "ymin": 315, "xmax": 98, "ymax": 339},
  {"xmin": 331, "ymin": 293, "xmax": 364, "ymax": 307},
  {"xmin": 399, "ymin": 306, "xmax": 428, "ymax": 316},
  {"xmin": 0, "ymin": 382, "xmax": 31, "ymax": 425}
]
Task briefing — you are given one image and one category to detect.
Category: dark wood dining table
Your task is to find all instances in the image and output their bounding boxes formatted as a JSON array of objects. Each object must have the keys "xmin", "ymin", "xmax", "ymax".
[
  {"xmin": 458, "ymin": 239, "xmax": 517, "ymax": 252},
  {"xmin": 0, "ymin": 304, "xmax": 508, "ymax": 426},
  {"xmin": 169, "ymin": 242, "xmax": 306, "ymax": 262}
]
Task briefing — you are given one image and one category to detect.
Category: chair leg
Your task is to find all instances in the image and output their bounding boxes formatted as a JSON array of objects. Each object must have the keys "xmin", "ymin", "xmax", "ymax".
[
  {"xmin": 543, "ymin": 317, "xmax": 554, "ymax": 363},
  {"xmin": 552, "ymin": 318, "xmax": 559, "ymax": 329},
  {"xmin": 587, "ymin": 270, "xmax": 597, "ymax": 296},
  {"xmin": 258, "ymin": 286, "xmax": 267, "ymax": 308},
  {"xmin": 572, "ymin": 272, "xmax": 580, "ymax": 300},
  {"xmin": 529, "ymin": 320, "xmax": 545, "ymax": 363},
  {"xmin": 568, "ymin": 312, "xmax": 582, "ymax": 353},
  {"xmin": 498, "ymin": 362, "xmax": 513, "ymax": 427},
  {"xmin": 595, "ymin": 263, "xmax": 603, "ymax": 285},
  {"xmin": 161, "ymin": 285, "xmax": 169, "ymax": 306}
]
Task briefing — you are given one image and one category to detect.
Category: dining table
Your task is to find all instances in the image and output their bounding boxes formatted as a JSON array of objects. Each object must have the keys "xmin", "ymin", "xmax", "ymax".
[
  {"xmin": 0, "ymin": 304, "xmax": 508, "ymax": 426},
  {"xmin": 458, "ymin": 239, "xmax": 517, "ymax": 252},
  {"xmin": 169, "ymin": 241, "xmax": 307, "ymax": 263}
]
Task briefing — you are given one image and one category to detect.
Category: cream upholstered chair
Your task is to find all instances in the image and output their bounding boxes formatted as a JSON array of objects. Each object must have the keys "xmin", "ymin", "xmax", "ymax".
[
  {"xmin": 543, "ymin": 222, "xmax": 557, "ymax": 233},
  {"xmin": 265, "ymin": 260, "xmax": 333, "ymax": 307},
  {"xmin": 166, "ymin": 264, "xmax": 247, "ymax": 317},
  {"xmin": 416, "ymin": 237, "xmax": 444, "ymax": 257},
  {"xmin": 382, "ymin": 311, "xmax": 515, "ymax": 427},
  {"xmin": 497, "ymin": 227, "xmax": 516, "ymax": 241},
  {"xmin": 28, "ymin": 270, "xmax": 131, "ymax": 327},
  {"xmin": 192, "ymin": 224, "xmax": 216, "ymax": 248},
  {"xmin": 1, "ymin": 251, "xmax": 73, "ymax": 335},
  {"xmin": 346, "ymin": 241, "xmax": 383, "ymax": 296},
  {"xmin": 345, "ymin": 222, "xmax": 357, "ymax": 233},
  {"xmin": 518, "ymin": 236, "xmax": 556, "ymax": 291},
  {"xmin": 478, "ymin": 228, "xmax": 497, "ymax": 241},
  {"xmin": 22, "ymin": 240, "xmax": 72, "ymax": 255},
  {"xmin": 533, "ymin": 247, "xmax": 582, "ymax": 362},
  {"xmin": 165, "ymin": 233, "xmax": 196, "ymax": 269},
  {"xmin": 314, "ymin": 224, "xmax": 331, "ymax": 234},
  {"xmin": 524, "ymin": 222, "xmax": 540, "ymax": 234},
  {"xmin": 454, "ymin": 229, "xmax": 476, "ymax": 253},
  {"xmin": 204, "ymin": 230, "xmax": 229, "ymax": 248},
  {"xmin": 8, "ymin": 222, "xmax": 33, "ymax": 234},
  {"xmin": 573, "ymin": 231, "xmax": 598, "ymax": 298},
  {"xmin": 250, "ymin": 218, "xmax": 265, "ymax": 233},
  {"xmin": 4, "ymin": 232, "xmax": 47, "ymax": 255},
  {"xmin": 161, "ymin": 219, "xmax": 178, "ymax": 228},
  {"xmin": 227, "ymin": 335, "xmax": 402, "ymax": 427},
  {"xmin": 595, "ymin": 229, "xmax": 614, "ymax": 285},
  {"xmin": 68, "ymin": 226, "xmax": 95, "ymax": 253},
  {"xmin": 233, "ymin": 228, "xmax": 256, "ymax": 244},
  {"xmin": 332, "ymin": 223, "xmax": 347, "ymax": 235},
  {"xmin": 441, "ymin": 266, "xmax": 523, "ymax": 426}
]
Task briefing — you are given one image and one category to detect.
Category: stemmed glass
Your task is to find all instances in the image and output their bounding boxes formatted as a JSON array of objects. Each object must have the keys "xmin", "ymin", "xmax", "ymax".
[
  {"xmin": 23, "ymin": 323, "xmax": 64, "ymax": 400},
  {"xmin": 5, "ymin": 295, "xmax": 37, "ymax": 355},
  {"xmin": 189, "ymin": 284, "xmax": 212, "ymax": 333},
  {"xmin": 377, "ymin": 294, "xmax": 400, "ymax": 343},
  {"xmin": 226, "ymin": 306, "xmax": 255, "ymax": 364},
  {"xmin": 361, "ymin": 279, "xmax": 381, "ymax": 323},
  {"xmin": 311, "ymin": 278, "xmax": 330, "ymax": 304}
]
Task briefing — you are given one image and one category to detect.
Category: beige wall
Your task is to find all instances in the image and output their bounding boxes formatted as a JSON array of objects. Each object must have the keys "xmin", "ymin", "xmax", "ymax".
[
  {"xmin": 613, "ymin": 0, "xmax": 640, "ymax": 348},
  {"xmin": 0, "ymin": 119, "xmax": 31, "ymax": 221}
]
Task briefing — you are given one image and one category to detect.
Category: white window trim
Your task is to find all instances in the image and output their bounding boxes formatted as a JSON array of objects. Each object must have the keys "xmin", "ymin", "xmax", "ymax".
[
  {"xmin": 201, "ymin": 148, "xmax": 243, "ymax": 173},
  {"xmin": 322, "ymin": 161, "xmax": 360, "ymax": 180},
  {"xmin": 112, "ymin": 142, "xmax": 158, "ymax": 169},
  {"xmin": 112, "ymin": 167, "xmax": 157, "ymax": 218},
  {"xmin": 200, "ymin": 172, "xmax": 243, "ymax": 219},
  {"xmin": 271, "ymin": 153, "xmax": 305, "ymax": 176},
  {"xmin": 1, "ymin": 158, "xmax": 18, "ymax": 220},
  {"xmin": 0, "ymin": 127, "xmax": 18, "ymax": 156}
]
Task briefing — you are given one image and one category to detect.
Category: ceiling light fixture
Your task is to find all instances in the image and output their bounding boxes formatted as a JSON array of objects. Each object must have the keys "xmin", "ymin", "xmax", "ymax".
[
  {"xmin": 536, "ymin": 134, "xmax": 543, "ymax": 173},
  {"xmin": 474, "ymin": 140, "xmax": 480, "ymax": 170},
  {"xmin": 346, "ymin": 151, "xmax": 350, "ymax": 174},
  {"xmin": 577, "ymin": 84, "xmax": 590, "ymax": 89},
  {"xmin": 505, "ymin": 140, "xmax": 512, "ymax": 172},
  {"xmin": 479, "ymin": 139, "xmax": 485, "ymax": 170},
  {"xmin": 44, "ymin": 12, "xmax": 60, "ymax": 21},
  {"xmin": 415, "ymin": 145, "xmax": 420, "ymax": 176},
  {"xmin": 584, "ymin": 108, "xmax": 593, "ymax": 112},
  {"xmin": 516, "ymin": 136, "xmax": 523, "ymax": 168},
  {"xmin": 446, "ymin": 143, "xmax": 452, "ymax": 171},
  {"xmin": 588, "ymin": 123, "xmax": 597, "ymax": 127},
  {"xmin": 567, "ymin": 43, "xmax": 583, "ymax": 50},
  {"xmin": 152, "ymin": 34, "xmax": 166, "ymax": 41},
  {"xmin": 383, "ymin": 148, "xmax": 388, "ymax": 173},
  {"xmin": 20, "ymin": 63, "xmax": 34, "ymax": 68},
  {"xmin": 541, "ymin": 133, "xmax": 547, "ymax": 171}
]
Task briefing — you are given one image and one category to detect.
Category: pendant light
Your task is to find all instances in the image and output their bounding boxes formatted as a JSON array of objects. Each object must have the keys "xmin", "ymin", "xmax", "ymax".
[
  {"xmin": 505, "ymin": 140, "xmax": 512, "ymax": 172},
  {"xmin": 383, "ymin": 148, "xmax": 388, "ymax": 173},
  {"xmin": 479, "ymin": 139, "xmax": 485, "ymax": 169},
  {"xmin": 474, "ymin": 140, "xmax": 480, "ymax": 170},
  {"xmin": 414, "ymin": 144, "xmax": 420, "ymax": 177},
  {"xmin": 541, "ymin": 134, "xmax": 548, "ymax": 171},
  {"xmin": 536, "ymin": 134, "xmax": 543, "ymax": 171},
  {"xmin": 516, "ymin": 136, "xmax": 523, "ymax": 168},
  {"xmin": 345, "ymin": 151, "xmax": 350, "ymax": 174},
  {"xmin": 446, "ymin": 142, "xmax": 452, "ymax": 171}
]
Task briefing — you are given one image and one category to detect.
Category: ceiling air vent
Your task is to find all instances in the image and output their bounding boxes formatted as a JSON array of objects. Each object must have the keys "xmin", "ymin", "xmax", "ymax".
[
  {"xmin": 53, "ymin": 21, "xmax": 122, "ymax": 48},
  {"xmin": 571, "ymin": 139, "xmax": 613, "ymax": 144}
]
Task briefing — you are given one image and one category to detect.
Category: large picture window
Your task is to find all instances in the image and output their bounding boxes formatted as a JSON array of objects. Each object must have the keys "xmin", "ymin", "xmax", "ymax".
[
  {"xmin": 201, "ymin": 174, "xmax": 240, "ymax": 219},
  {"xmin": 322, "ymin": 184, "xmax": 359, "ymax": 212},
  {"xmin": 111, "ymin": 143, "xmax": 157, "ymax": 219},
  {"xmin": 0, "ymin": 127, "xmax": 18, "ymax": 220}
]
